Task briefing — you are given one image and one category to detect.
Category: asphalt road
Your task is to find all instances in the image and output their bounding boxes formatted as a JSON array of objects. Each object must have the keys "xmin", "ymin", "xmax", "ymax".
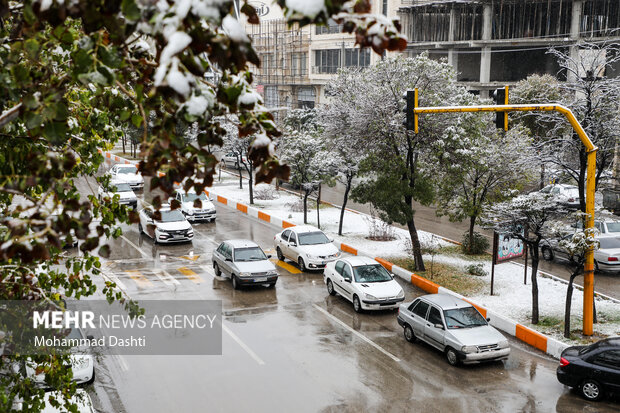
[{"xmin": 68, "ymin": 176, "xmax": 619, "ymax": 412}]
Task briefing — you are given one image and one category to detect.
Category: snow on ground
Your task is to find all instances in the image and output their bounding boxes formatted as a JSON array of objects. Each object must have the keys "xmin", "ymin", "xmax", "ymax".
[{"xmin": 212, "ymin": 173, "xmax": 620, "ymax": 343}]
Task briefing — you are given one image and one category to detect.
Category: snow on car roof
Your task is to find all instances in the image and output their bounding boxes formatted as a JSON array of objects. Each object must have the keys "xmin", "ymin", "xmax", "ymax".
[
  {"xmin": 340, "ymin": 256, "xmax": 381, "ymax": 267},
  {"xmin": 226, "ymin": 239, "xmax": 260, "ymax": 248},
  {"xmin": 289, "ymin": 225, "xmax": 324, "ymax": 234},
  {"xmin": 420, "ymin": 294, "xmax": 473, "ymax": 310}
]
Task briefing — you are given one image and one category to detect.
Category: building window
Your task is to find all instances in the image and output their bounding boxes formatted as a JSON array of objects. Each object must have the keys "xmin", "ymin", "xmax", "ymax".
[
  {"xmin": 300, "ymin": 52, "xmax": 307, "ymax": 75},
  {"xmin": 345, "ymin": 48, "xmax": 370, "ymax": 67},
  {"xmin": 316, "ymin": 19, "xmax": 342, "ymax": 35},
  {"xmin": 291, "ymin": 53, "xmax": 298, "ymax": 76},
  {"xmin": 314, "ymin": 48, "xmax": 370, "ymax": 74},
  {"xmin": 265, "ymin": 86, "xmax": 279, "ymax": 108},
  {"xmin": 297, "ymin": 87, "xmax": 315, "ymax": 109}
]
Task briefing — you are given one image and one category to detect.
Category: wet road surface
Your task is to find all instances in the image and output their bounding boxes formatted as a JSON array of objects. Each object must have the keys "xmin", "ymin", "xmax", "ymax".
[{"xmin": 73, "ymin": 185, "xmax": 619, "ymax": 412}]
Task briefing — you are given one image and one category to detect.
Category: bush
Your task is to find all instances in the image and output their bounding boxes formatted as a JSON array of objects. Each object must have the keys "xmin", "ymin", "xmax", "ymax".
[
  {"xmin": 461, "ymin": 231, "xmax": 489, "ymax": 255},
  {"xmin": 285, "ymin": 199, "xmax": 304, "ymax": 212},
  {"xmin": 254, "ymin": 184, "xmax": 279, "ymax": 200},
  {"xmin": 466, "ymin": 263, "xmax": 487, "ymax": 277}
]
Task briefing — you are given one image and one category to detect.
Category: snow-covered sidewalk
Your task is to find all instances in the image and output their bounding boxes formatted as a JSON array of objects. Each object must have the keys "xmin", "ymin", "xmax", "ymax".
[{"xmin": 212, "ymin": 173, "xmax": 620, "ymax": 347}]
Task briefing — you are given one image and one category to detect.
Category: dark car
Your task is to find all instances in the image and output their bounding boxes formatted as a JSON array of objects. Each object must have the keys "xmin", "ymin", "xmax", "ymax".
[{"xmin": 556, "ymin": 337, "xmax": 620, "ymax": 401}]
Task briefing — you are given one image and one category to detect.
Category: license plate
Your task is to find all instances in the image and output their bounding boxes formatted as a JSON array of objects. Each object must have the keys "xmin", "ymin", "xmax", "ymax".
[
  {"xmin": 321, "ymin": 261, "xmax": 326, "ymax": 265},
  {"xmin": 254, "ymin": 277, "xmax": 267, "ymax": 282}
]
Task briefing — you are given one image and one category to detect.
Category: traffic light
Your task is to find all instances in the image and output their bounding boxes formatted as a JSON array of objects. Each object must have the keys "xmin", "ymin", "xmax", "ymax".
[
  {"xmin": 492, "ymin": 86, "xmax": 509, "ymax": 131},
  {"xmin": 405, "ymin": 90, "xmax": 416, "ymax": 131}
]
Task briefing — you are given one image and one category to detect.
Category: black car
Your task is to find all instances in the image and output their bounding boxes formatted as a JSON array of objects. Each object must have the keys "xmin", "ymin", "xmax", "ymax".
[{"xmin": 556, "ymin": 337, "xmax": 620, "ymax": 401}]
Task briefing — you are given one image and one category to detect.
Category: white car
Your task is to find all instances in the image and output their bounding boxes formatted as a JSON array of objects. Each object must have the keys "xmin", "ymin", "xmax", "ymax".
[
  {"xmin": 138, "ymin": 205, "xmax": 193, "ymax": 243},
  {"xmin": 169, "ymin": 189, "xmax": 216, "ymax": 222},
  {"xmin": 274, "ymin": 225, "xmax": 340, "ymax": 271},
  {"xmin": 221, "ymin": 151, "xmax": 247, "ymax": 169},
  {"xmin": 97, "ymin": 182, "xmax": 137, "ymax": 209},
  {"xmin": 41, "ymin": 389, "xmax": 96, "ymax": 413},
  {"xmin": 324, "ymin": 256, "xmax": 405, "ymax": 312},
  {"xmin": 107, "ymin": 164, "xmax": 144, "ymax": 191},
  {"xmin": 594, "ymin": 236, "xmax": 620, "ymax": 272}
]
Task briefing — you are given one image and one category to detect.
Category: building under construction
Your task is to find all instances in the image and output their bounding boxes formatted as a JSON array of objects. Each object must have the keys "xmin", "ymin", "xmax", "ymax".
[{"xmin": 398, "ymin": 0, "xmax": 620, "ymax": 95}]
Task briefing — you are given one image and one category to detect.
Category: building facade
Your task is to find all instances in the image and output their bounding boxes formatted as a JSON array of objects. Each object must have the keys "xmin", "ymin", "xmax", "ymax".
[{"xmin": 398, "ymin": 0, "xmax": 620, "ymax": 96}]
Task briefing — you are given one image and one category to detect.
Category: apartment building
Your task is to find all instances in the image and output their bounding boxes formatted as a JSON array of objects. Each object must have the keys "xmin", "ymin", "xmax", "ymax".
[{"xmin": 398, "ymin": 0, "xmax": 620, "ymax": 96}]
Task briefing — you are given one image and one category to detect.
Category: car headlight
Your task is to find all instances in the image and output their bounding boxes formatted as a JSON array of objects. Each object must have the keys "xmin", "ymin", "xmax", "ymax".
[
  {"xmin": 397, "ymin": 290, "xmax": 405, "ymax": 298},
  {"xmin": 498, "ymin": 340, "xmax": 509, "ymax": 349},
  {"xmin": 306, "ymin": 253, "xmax": 316, "ymax": 259},
  {"xmin": 365, "ymin": 293, "xmax": 377, "ymax": 300},
  {"xmin": 461, "ymin": 345, "xmax": 478, "ymax": 354},
  {"xmin": 71, "ymin": 357, "xmax": 91, "ymax": 370},
  {"xmin": 239, "ymin": 272, "xmax": 251, "ymax": 277},
  {"xmin": 267, "ymin": 270, "xmax": 278, "ymax": 276}
]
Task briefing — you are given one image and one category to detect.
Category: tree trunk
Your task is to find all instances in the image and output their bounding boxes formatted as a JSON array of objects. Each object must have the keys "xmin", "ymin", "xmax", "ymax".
[
  {"xmin": 122, "ymin": 132, "xmax": 126, "ymax": 154},
  {"xmin": 540, "ymin": 163, "xmax": 545, "ymax": 189},
  {"xmin": 407, "ymin": 219, "xmax": 425, "ymax": 272},
  {"xmin": 530, "ymin": 243, "xmax": 540, "ymax": 324},
  {"xmin": 238, "ymin": 156, "xmax": 243, "ymax": 190},
  {"xmin": 248, "ymin": 164, "xmax": 254, "ymax": 205},
  {"xmin": 468, "ymin": 215, "xmax": 476, "ymax": 254},
  {"xmin": 303, "ymin": 190, "xmax": 309, "ymax": 224},
  {"xmin": 564, "ymin": 269, "xmax": 581, "ymax": 338},
  {"xmin": 316, "ymin": 183, "xmax": 321, "ymax": 229},
  {"xmin": 338, "ymin": 176, "xmax": 352, "ymax": 236}
]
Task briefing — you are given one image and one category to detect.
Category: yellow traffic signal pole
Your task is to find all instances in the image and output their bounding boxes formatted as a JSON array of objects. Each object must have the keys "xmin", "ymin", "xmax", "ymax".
[{"xmin": 413, "ymin": 94, "xmax": 598, "ymax": 335}]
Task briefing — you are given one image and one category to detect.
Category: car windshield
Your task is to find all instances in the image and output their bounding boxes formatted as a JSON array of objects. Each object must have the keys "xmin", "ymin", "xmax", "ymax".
[
  {"xmin": 117, "ymin": 165, "xmax": 138, "ymax": 174},
  {"xmin": 156, "ymin": 210, "xmax": 185, "ymax": 222},
  {"xmin": 605, "ymin": 222, "xmax": 620, "ymax": 233},
  {"xmin": 182, "ymin": 192, "xmax": 207, "ymax": 202},
  {"xmin": 234, "ymin": 247, "xmax": 267, "ymax": 262},
  {"xmin": 353, "ymin": 264, "xmax": 392, "ymax": 283},
  {"xmin": 298, "ymin": 231, "xmax": 330, "ymax": 245},
  {"xmin": 599, "ymin": 237, "xmax": 620, "ymax": 249},
  {"xmin": 443, "ymin": 307, "xmax": 487, "ymax": 329},
  {"xmin": 112, "ymin": 183, "xmax": 132, "ymax": 192}
]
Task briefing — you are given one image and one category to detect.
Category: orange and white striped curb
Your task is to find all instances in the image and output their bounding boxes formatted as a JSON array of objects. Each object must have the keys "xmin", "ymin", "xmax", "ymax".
[{"xmin": 103, "ymin": 151, "xmax": 568, "ymax": 359}]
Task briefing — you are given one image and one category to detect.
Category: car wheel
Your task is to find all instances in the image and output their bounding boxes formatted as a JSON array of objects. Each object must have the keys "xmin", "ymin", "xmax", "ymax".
[
  {"xmin": 232, "ymin": 275, "xmax": 240, "ymax": 290},
  {"xmin": 581, "ymin": 379, "xmax": 603, "ymax": 401},
  {"xmin": 234, "ymin": 162, "xmax": 239, "ymax": 169},
  {"xmin": 446, "ymin": 347, "xmax": 460, "ymax": 366},
  {"xmin": 298, "ymin": 257, "xmax": 307, "ymax": 272},
  {"xmin": 594, "ymin": 260, "xmax": 600, "ymax": 272},
  {"xmin": 353, "ymin": 295, "xmax": 362, "ymax": 313},
  {"xmin": 138, "ymin": 223, "xmax": 143, "ymax": 234},
  {"xmin": 213, "ymin": 263, "xmax": 221, "ymax": 277},
  {"xmin": 276, "ymin": 247, "xmax": 284, "ymax": 261},
  {"xmin": 403, "ymin": 324, "xmax": 416, "ymax": 343},
  {"xmin": 542, "ymin": 246, "xmax": 553, "ymax": 261},
  {"xmin": 326, "ymin": 279, "xmax": 336, "ymax": 296}
]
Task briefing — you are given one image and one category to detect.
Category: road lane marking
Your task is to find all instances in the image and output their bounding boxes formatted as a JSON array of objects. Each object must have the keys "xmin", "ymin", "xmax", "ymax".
[
  {"xmin": 222, "ymin": 323, "xmax": 265, "ymax": 366},
  {"xmin": 178, "ymin": 266, "xmax": 203, "ymax": 284},
  {"xmin": 157, "ymin": 270, "xmax": 180, "ymax": 286},
  {"xmin": 102, "ymin": 271, "xmax": 128, "ymax": 292},
  {"xmin": 120, "ymin": 235, "xmax": 150, "ymax": 259},
  {"xmin": 271, "ymin": 258, "xmax": 302, "ymax": 274},
  {"xmin": 115, "ymin": 355, "xmax": 129, "ymax": 372},
  {"xmin": 125, "ymin": 270, "xmax": 153, "ymax": 288},
  {"xmin": 180, "ymin": 254, "xmax": 200, "ymax": 261},
  {"xmin": 312, "ymin": 304, "xmax": 401, "ymax": 363}
]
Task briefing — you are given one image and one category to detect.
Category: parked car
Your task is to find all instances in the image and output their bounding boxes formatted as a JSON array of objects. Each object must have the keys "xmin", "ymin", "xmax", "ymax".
[
  {"xmin": 107, "ymin": 164, "xmax": 144, "ymax": 191},
  {"xmin": 212, "ymin": 239, "xmax": 278, "ymax": 289},
  {"xmin": 169, "ymin": 189, "xmax": 216, "ymax": 222},
  {"xmin": 274, "ymin": 225, "xmax": 340, "ymax": 271},
  {"xmin": 98, "ymin": 182, "xmax": 137, "ymax": 209},
  {"xmin": 541, "ymin": 234, "xmax": 620, "ymax": 272},
  {"xmin": 221, "ymin": 151, "xmax": 247, "ymax": 170},
  {"xmin": 397, "ymin": 294, "xmax": 510, "ymax": 366},
  {"xmin": 324, "ymin": 256, "xmax": 405, "ymax": 312},
  {"xmin": 138, "ymin": 204, "xmax": 193, "ymax": 244},
  {"xmin": 538, "ymin": 184, "xmax": 581, "ymax": 209},
  {"xmin": 556, "ymin": 337, "xmax": 620, "ymax": 401}
]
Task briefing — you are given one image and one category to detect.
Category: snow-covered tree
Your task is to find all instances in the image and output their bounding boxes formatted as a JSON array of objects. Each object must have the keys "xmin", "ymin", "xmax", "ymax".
[
  {"xmin": 435, "ymin": 120, "xmax": 534, "ymax": 253},
  {"xmin": 542, "ymin": 44, "xmax": 620, "ymax": 211},
  {"xmin": 483, "ymin": 192, "xmax": 568, "ymax": 324},
  {"xmin": 319, "ymin": 69, "xmax": 366, "ymax": 235},
  {"xmin": 511, "ymin": 74, "xmax": 571, "ymax": 189},
  {"xmin": 338, "ymin": 54, "xmax": 475, "ymax": 271}
]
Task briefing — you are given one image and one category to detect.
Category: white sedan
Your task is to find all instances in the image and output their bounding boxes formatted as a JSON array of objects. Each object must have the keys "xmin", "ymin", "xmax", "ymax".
[
  {"xmin": 98, "ymin": 182, "xmax": 138, "ymax": 209},
  {"xmin": 107, "ymin": 164, "xmax": 144, "ymax": 190},
  {"xmin": 274, "ymin": 225, "xmax": 340, "ymax": 271},
  {"xmin": 138, "ymin": 205, "xmax": 193, "ymax": 243},
  {"xmin": 170, "ymin": 189, "xmax": 216, "ymax": 222},
  {"xmin": 324, "ymin": 256, "xmax": 405, "ymax": 312},
  {"xmin": 594, "ymin": 236, "xmax": 620, "ymax": 272}
]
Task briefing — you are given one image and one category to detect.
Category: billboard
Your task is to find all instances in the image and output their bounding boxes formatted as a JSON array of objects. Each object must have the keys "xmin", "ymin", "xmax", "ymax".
[{"xmin": 494, "ymin": 225, "xmax": 525, "ymax": 264}]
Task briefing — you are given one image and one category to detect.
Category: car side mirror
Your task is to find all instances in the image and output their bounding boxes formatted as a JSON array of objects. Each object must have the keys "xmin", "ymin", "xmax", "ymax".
[
  {"xmin": 290, "ymin": 241, "xmax": 297, "ymax": 247},
  {"xmin": 390, "ymin": 273, "xmax": 395, "ymax": 279},
  {"xmin": 344, "ymin": 277, "xmax": 351, "ymax": 283},
  {"xmin": 87, "ymin": 335, "xmax": 95, "ymax": 340},
  {"xmin": 328, "ymin": 237, "xmax": 334, "ymax": 243},
  {"xmin": 209, "ymin": 197, "xmax": 214, "ymax": 201},
  {"xmin": 225, "ymin": 257, "xmax": 232, "ymax": 262},
  {"xmin": 434, "ymin": 323, "xmax": 444, "ymax": 330},
  {"xmin": 266, "ymin": 254, "xmax": 272, "ymax": 259},
  {"xmin": 486, "ymin": 317, "xmax": 490, "ymax": 322}
]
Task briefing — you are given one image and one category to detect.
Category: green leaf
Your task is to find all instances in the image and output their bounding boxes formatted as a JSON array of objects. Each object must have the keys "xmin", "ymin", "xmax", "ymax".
[
  {"xmin": 131, "ymin": 114, "xmax": 143, "ymax": 128},
  {"xmin": 121, "ymin": 0, "xmax": 141, "ymax": 22},
  {"xmin": 99, "ymin": 46, "xmax": 122, "ymax": 69},
  {"xmin": 24, "ymin": 39, "xmax": 40, "ymax": 59},
  {"xmin": 98, "ymin": 245, "xmax": 111, "ymax": 258},
  {"xmin": 120, "ymin": 110, "xmax": 131, "ymax": 121},
  {"xmin": 73, "ymin": 49, "xmax": 93, "ymax": 73},
  {"xmin": 43, "ymin": 121, "xmax": 68, "ymax": 145}
]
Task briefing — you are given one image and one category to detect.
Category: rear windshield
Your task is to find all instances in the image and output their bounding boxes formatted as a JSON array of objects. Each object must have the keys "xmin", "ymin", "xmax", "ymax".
[
  {"xmin": 443, "ymin": 307, "xmax": 487, "ymax": 329},
  {"xmin": 606, "ymin": 222, "xmax": 620, "ymax": 233},
  {"xmin": 298, "ymin": 231, "xmax": 330, "ymax": 245},
  {"xmin": 599, "ymin": 237, "xmax": 620, "ymax": 249},
  {"xmin": 234, "ymin": 247, "xmax": 267, "ymax": 262}
]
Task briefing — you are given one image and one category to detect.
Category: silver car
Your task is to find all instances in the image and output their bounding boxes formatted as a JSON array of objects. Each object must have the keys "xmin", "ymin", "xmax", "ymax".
[
  {"xmin": 397, "ymin": 294, "xmax": 510, "ymax": 366},
  {"xmin": 212, "ymin": 239, "xmax": 278, "ymax": 289}
]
